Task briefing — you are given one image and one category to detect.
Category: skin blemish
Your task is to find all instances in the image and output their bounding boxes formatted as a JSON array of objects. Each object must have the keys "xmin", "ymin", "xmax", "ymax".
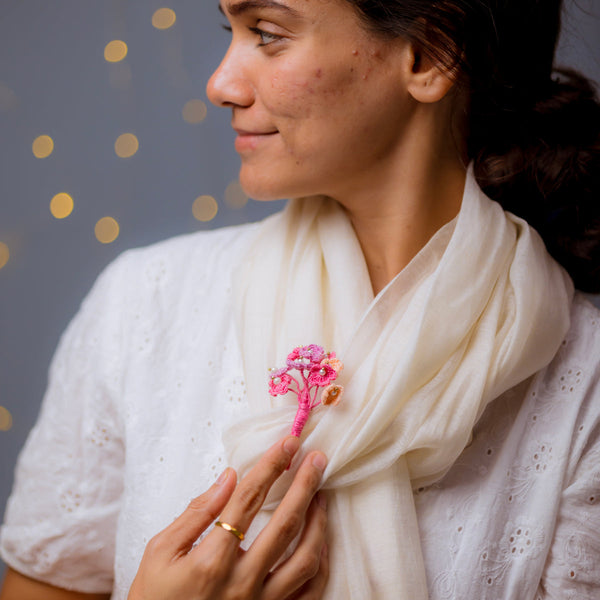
[
  {"xmin": 352, "ymin": 50, "xmax": 359, "ymax": 56},
  {"xmin": 315, "ymin": 68, "xmax": 323, "ymax": 78}
]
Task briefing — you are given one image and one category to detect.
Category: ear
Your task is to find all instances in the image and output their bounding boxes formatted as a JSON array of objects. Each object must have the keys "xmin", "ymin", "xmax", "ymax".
[{"xmin": 404, "ymin": 43, "xmax": 456, "ymax": 103}]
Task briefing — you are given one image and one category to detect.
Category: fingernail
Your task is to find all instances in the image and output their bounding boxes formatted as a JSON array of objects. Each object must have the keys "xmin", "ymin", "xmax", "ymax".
[
  {"xmin": 283, "ymin": 436, "xmax": 300, "ymax": 457},
  {"xmin": 312, "ymin": 452, "xmax": 327, "ymax": 472},
  {"xmin": 216, "ymin": 468, "xmax": 230, "ymax": 486}
]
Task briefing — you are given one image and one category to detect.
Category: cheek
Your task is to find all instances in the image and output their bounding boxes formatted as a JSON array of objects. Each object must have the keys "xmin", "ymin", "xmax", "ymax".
[{"xmin": 266, "ymin": 62, "xmax": 362, "ymax": 119}]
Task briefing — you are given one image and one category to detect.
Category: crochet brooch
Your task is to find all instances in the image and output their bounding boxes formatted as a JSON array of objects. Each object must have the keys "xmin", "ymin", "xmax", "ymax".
[{"xmin": 268, "ymin": 344, "xmax": 344, "ymax": 437}]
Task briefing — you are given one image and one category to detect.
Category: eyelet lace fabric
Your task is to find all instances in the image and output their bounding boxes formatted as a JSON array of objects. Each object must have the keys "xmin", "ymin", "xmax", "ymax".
[
  {"xmin": 1, "ymin": 224, "xmax": 599, "ymax": 599},
  {"xmin": 416, "ymin": 296, "xmax": 600, "ymax": 599}
]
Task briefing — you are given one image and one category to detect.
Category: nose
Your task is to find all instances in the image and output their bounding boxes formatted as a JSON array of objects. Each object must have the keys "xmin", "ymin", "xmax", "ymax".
[{"xmin": 207, "ymin": 44, "xmax": 254, "ymax": 109}]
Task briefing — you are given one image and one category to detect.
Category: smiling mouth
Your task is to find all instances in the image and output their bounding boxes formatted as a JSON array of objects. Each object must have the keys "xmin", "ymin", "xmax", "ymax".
[
  {"xmin": 234, "ymin": 129, "xmax": 278, "ymax": 152},
  {"xmin": 234, "ymin": 127, "xmax": 278, "ymax": 136}
]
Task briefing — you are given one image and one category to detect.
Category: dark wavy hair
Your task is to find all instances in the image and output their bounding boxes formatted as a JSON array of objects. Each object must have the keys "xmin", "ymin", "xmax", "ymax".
[{"xmin": 347, "ymin": 0, "xmax": 600, "ymax": 292}]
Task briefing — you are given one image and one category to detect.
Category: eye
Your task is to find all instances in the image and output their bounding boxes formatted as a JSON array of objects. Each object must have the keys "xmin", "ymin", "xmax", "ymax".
[
  {"xmin": 249, "ymin": 26, "xmax": 283, "ymax": 47},
  {"xmin": 221, "ymin": 23, "xmax": 232, "ymax": 33}
]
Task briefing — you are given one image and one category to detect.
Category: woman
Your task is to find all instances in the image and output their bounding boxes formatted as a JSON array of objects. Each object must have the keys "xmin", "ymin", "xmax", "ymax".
[{"xmin": 1, "ymin": 0, "xmax": 599, "ymax": 598}]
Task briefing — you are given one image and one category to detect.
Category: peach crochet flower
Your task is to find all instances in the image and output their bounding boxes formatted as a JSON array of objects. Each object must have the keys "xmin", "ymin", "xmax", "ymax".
[
  {"xmin": 321, "ymin": 352, "xmax": 343, "ymax": 373},
  {"xmin": 321, "ymin": 384, "xmax": 344, "ymax": 406}
]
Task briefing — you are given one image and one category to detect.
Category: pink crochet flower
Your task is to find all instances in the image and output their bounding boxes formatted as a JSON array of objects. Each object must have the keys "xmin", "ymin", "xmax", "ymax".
[
  {"xmin": 268, "ymin": 345, "xmax": 344, "ymax": 437},
  {"xmin": 307, "ymin": 344, "xmax": 326, "ymax": 363},
  {"xmin": 307, "ymin": 363, "xmax": 337, "ymax": 386},
  {"xmin": 269, "ymin": 366, "xmax": 289, "ymax": 378},
  {"xmin": 286, "ymin": 344, "xmax": 323, "ymax": 370},
  {"xmin": 268, "ymin": 372, "xmax": 293, "ymax": 396}
]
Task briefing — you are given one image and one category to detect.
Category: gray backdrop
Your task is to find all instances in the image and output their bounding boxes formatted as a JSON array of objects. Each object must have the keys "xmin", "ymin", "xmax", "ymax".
[{"xmin": 1, "ymin": 0, "xmax": 599, "ymax": 578}]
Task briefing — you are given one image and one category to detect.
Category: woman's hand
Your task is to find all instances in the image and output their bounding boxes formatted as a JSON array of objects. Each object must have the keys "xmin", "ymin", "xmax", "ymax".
[{"xmin": 128, "ymin": 436, "xmax": 329, "ymax": 600}]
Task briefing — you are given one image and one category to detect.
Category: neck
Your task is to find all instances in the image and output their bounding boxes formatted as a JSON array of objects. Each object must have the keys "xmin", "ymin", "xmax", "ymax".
[{"xmin": 333, "ymin": 105, "xmax": 467, "ymax": 296}]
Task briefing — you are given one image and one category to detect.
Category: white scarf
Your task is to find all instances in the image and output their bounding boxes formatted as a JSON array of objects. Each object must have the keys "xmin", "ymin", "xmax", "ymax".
[{"xmin": 224, "ymin": 169, "xmax": 573, "ymax": 598}]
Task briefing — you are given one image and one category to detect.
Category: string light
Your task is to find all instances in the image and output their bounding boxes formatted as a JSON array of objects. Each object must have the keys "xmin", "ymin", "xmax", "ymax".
[
  {"xmin": 225, "ymin": 181, "xmax": 248, "ymax": 209},
  {"xmin": 95, "ymin": 217, "xmax": 120, "ymax": 244},
  {"xmin": 192, "ymin": 195, "xmax": 219, "ymax": 222},
  {"xmin": 0, "ymin": 242, "xmax": 9, "ymax": 270},
  {"xmin": 114, "ymin": 133, "xmax": 139, "ymax": 158},
  {"xmin": 50, "ymin": 193, "xmax": 74, "ymax": 219},
  {"xmin": 104, "ymin": 40, "xmax": 128, "ymax": 63},
  {"xmin": 152, "ymin": 8, "xmax": 177, "ymax": 30},
  {"xmin": 32, "ymin": 135, "xmax": 54, "ymax": 158},
  {"xmin": 182, "ymin": 99, "xmax": 207, "ymax": 124}
]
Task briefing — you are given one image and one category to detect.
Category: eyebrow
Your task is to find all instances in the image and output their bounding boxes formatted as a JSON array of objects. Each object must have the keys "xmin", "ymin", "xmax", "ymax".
[{"xmin": 221, "ymin": 0, "xmax": 300, "ymax": 18}]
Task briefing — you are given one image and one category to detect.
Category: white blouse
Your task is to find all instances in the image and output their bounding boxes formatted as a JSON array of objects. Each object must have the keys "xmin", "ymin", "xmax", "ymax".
[{"xmin": 1, "ymin": 224, "xmax": 599, "ymax": 599}]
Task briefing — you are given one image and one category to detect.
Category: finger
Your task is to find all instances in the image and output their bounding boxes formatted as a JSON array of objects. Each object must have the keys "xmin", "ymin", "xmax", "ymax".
[
  {"xmin": 281, "ymin": 542, "xmax": 330, "ymax": 600},
  {"xmin": 261, "ymin": 492, "xmax": 328, "ymax": 600},
  {"xmin": 151, "ymin": 467, "xmax": 237, "ymax": 557},
  {"xmin": 246, "ymin": 452, "xmax": 327, "ymax": 576},
  {"xmin": 294, "ymin": 542, "xmax": 329, "ymax": 600},
  {"xmin": 209, "ymin": 436, "xmax": 301, "ymax": 547}
]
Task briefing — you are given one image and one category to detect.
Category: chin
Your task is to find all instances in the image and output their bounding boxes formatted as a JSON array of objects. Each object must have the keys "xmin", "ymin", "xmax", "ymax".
[
  {"xmin": 238, "ymin": 168, "xmax": 292, "ymax": 203},
  {"xmin": 238, "ymin": 163, "xmax": 326, "ymax": 204}
]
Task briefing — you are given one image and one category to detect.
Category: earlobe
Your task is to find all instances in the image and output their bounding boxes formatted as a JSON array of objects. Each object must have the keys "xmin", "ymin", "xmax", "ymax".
[{"xmin": 406, "ymin": 45, "xmax": 455, "ymax": 104}]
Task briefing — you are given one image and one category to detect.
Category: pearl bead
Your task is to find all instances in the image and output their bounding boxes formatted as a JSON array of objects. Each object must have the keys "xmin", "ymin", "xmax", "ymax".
[
  {"xmin": 273, "ymin": 377, "xmax": 281, "ymax": 385},
  {"xmin": 319, "ymin": 368, "xmax": 326, "ymax": 376}
]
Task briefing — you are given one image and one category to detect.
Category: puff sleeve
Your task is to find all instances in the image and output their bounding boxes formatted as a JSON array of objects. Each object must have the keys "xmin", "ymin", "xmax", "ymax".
[{"xmin": 0, "ymin": 254, "xmax": 132, "ymax": 593}]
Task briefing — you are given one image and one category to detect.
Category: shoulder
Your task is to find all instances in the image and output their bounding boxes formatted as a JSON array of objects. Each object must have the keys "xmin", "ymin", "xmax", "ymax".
[
  {"xmin": 542, "ymin": 293, "xmax": 600, "ymax": 409},
  {"xmin": 81, "ymin": 222, "xmax": 261, "ymax": 309},
  {"xmin": 537, "ymin": 292, "xmax": 600, "ymax": 416},
  {"xmin": 562, "ymin": 293, "xmax": 600, "ymax": 359},
  {"xmin": 125, "ymin": 221, "xmax": 260, "ymax": 262},
  {"xmin": 107, "ymin": 222, "xmax": 259, "ymax": 285},
  {"xmin": 50, "ymin": 221, "xmax": 262, "ymax": 375},
  {"xmin": 528, "ymin": 293, "xmax": 600, "ymax": 485}
]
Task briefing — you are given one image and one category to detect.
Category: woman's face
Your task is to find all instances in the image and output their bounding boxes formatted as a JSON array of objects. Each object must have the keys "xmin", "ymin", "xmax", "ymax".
[{"xmin": 207, "ymin": 0, "xmax": 414, "ymax": 202}]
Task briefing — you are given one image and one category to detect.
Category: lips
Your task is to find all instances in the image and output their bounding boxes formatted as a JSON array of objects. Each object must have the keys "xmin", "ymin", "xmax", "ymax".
[
  {"xmin": 234, "ymin": 127, "xmax": 278, "ymax": 136},
  {"xmin": 233, "ymin": 127, "xmax": 278, "ymax": 152}
]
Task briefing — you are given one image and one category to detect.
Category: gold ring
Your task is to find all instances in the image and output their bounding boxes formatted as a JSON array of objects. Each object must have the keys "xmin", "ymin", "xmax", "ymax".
[{"xmin": 215, "ymin": 521, "xmax": 245, "ymax": 541}]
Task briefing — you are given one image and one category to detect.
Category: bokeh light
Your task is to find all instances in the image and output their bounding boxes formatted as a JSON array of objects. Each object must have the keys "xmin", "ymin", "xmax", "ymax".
[
  {"xmin": 182, "ymin": 99, "xmax": 207, "ymax": 124},
  {"xmin": 152, "ymin": 8, "xmax": 177, "ymax": 30},
  {"xmin": 225, "ymin": 181, "xmax": 248, "ymax": 209},
  {"xmin": 192, "ymin": 195, "xmax": 219, "ymax": 222},
  {"xmin": 104, "ymin": 40, "xmax": 128, "ymax": 63},
  {"xmin": 95, "ymin": 217, "xmax": 120, "ymax": 244},
  {"xmin": 115, "ymin": 133, "xmax": 139, "ymax": 158},
  {"xmin": 0, "ymin": 242, "xmax": 9, "ymax": 270},
  {"xmin": 0, "ymin": 406, "xmax": 13, "ymax": 432},
  {"xmin": 32, "ymin": 135, "xmax": 54, "ymax": 158},
  {"xmin": 50, "ymin": 193, "xmax": 74, "ymax": 219}
]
